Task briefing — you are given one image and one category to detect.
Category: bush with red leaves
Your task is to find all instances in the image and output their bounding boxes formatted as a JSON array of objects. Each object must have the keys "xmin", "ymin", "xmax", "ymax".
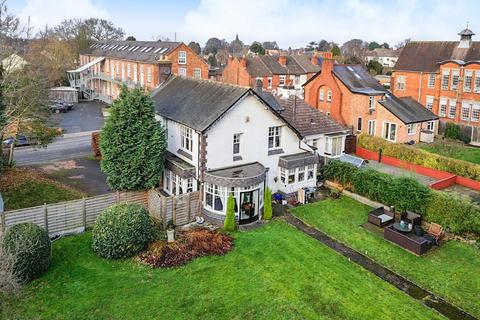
[{"xmin": 138, "ymin": 228, "xmax": 234, "ymax": 268}]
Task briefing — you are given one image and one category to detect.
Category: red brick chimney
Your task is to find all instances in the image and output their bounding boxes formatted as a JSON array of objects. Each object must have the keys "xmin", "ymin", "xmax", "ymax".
[{"xmin": 278, "ymin": 55, "xmax": 287, "ymax": 66}]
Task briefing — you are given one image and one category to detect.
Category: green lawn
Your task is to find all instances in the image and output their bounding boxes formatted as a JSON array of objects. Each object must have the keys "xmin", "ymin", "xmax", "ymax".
[
  {"xmin": 0, "ymin": 168, "xmax": 85, "ymax": 210},
  {"xmin": 292, "ymin": 196, "xmax": 480, "ymax": 318},
  {"xmin": 418, "ymin": 140, "xmax": 480, "ymax": 165},
  {"xmin": 1, "ymin": 221, "xmax": 444, "ymax": 320}
]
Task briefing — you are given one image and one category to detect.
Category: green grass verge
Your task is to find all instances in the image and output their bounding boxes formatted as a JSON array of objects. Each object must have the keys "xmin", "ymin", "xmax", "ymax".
[
  {"xmin": 1, "ymin": 221, "xmax": 443, "ymax": 320},
  {"xmin": 292, "ymin": 196, "xmax": 480, "ymax": 318},
  {"xmin": 418, "ymin": 140, "xmax": 480, "ymax": 165}
]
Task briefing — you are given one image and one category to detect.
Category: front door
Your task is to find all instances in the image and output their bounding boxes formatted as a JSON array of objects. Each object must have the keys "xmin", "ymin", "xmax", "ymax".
[{"xmin": 239, "ymin": 190, "xmax": 259, "ymax": 224}]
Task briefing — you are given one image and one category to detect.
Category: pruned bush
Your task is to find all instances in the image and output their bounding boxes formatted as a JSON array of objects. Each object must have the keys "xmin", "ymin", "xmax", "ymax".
[
  {"xmin": 92, "ymin": 203, "xmax": 153, "ymax": 259},
  {"xmin": 2, "ymin": 223, "xmax": 51, "ymax": 283},
  {"xmin": 139, "ymin": 229, "xmax": 233, "ymax": 268},
  {"xmin": 444, "ymin": 122, "xmax": 460, "ymax": 140},
  {"xmin": 224, "ymin": 195, "xmax": 236, "ymax": 231},
  {"xmin": 263, "ymin": 188, "xmax": 272, "ymax": 220},
  {"xmin": 358, "ymin": 135, "xmax": 480, "ymax": 181}
]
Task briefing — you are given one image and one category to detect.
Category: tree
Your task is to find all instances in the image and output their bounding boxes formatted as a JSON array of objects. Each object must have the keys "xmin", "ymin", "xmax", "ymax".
[
  {"xmin": 207, "ymin": 55, "xmax": 218, "ymax": 67},
  {"xmin": 331, "ymin": 45, "xmax": 341, "ymax": 57},
  {"xmin": 249, "ymin": 41, "xmax": 265, "ymax": 55},
  {"xmin": 367, "ymin": 60, "xmax": 383, "ymax": 75},
  {"xmin": 395, "ymin": 38, "xmax": 410, "ymax": 50},
  {"xmin": 381, "ymin": 42, "xmax": 390, "ymax": 49},
  {"xmin": 263, "ymin": 188, "xmax": 272, "ymax": 220},
  {"xmin": 368, "ymin": 41, "xmax": 380, "ymax": 51},
  {"xmin": 100, "ymin": 87, "xmax": 166, "ymax": 190},
  {"xmin": 0, "ymin": 65, "xmax": 7, "ymax": 171},
  {"xmin": 317, "ymin": 39, "xmax": 330, "ymax": 52},
  {"xmin": 306, "ymin": 41, "xmax": 317, "ymax": 52},
  {"xmin": 262, "ymin": 41, "xmax": 279, "ymax": 50},
  {"xmin": 224, "ymin": 195, "xmax": 236, "ymax": 231},
  {"xmin": 205, "ymin": 37, "xmax": 226, "ymax": 55},
  {"xmin": 344, "ymin": 56, "xmax": 362, "ymax": 64},
  {"xmin": 188, "ymin": 41, "xmax": 201, "ymax": 55},
  {"xmin": 0, "ymin": 0, "xmax": 22, "ymax": 40},
  {"xmin": 341, "ymin": 39, "xmax": 368, "ymax": 62},
  {"xmin": 126, "ymin": 35, "xmax": 136, "ymax": 41}
]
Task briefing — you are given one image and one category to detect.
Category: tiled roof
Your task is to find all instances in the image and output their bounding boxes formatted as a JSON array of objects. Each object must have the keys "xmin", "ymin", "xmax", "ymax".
[
  {"xmin": 244, "ymin": 55, "xmax": 320, "ymax": 77},
  {"xmin": 379, "ymin": 94, "xmax": 439, "ymax": 124},
  {"xmin": 81, "ymin": 40, "xmax": 182, "ymax": 63},
  {"xmin": 333, "ymin": 65, "xmax": 386, "ymax": 95},
  {"xmin": 394, "ymin": 41, "xmax": 480, "ymax": 72},
  {"xmin": 276, "ymin": 96, "xmax": 347, "ymax": 136}
]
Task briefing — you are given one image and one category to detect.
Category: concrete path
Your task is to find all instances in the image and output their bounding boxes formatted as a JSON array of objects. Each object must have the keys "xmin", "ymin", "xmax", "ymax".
[
  {"xmin": 14, "ymin": 131, "xmax": 94, "ymax": 166},
  {"xmin": 283, "ymin": 212, "xmax": 477, "ymax": 320}
]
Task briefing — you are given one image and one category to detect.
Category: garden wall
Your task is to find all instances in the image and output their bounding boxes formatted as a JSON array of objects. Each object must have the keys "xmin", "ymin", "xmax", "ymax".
[{"xmin": 356, "ymin": 146, "xmax": 480, "ymax": 191}]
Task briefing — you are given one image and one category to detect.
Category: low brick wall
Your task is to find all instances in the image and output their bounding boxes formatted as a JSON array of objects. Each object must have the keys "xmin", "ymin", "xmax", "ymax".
[{"xmin": 429, "ymin": 175, "xmax": 457, "ymax": 190}]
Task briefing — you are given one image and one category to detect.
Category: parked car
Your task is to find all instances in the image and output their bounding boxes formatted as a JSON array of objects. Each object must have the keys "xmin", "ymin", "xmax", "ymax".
[
  {"xmin": 2, "ymin": 134, "xmax": 37, "ymax": 147},
  {"xmin": 55, "ymin": 100, "xmax": 74, "ymax": 111},
  {"xmin": 51, "ymin": 103, "xmax": 68, "ymax": 113}
]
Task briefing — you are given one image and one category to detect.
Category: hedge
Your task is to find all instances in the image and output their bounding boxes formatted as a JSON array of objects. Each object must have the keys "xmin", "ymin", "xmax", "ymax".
[
  {"xmin": 322, "ymin": 160, "xmax": 480, "ymax": 236},
  {"xmin": 358, "ymin": 135, "xmax": 480, "ymax": 181}
]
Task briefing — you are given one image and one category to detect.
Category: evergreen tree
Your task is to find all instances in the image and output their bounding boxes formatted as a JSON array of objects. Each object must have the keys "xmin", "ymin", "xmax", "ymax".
[
  {"xmin": 263, "ymin": 188, "xmax": 273, "ymax": 220},
  {"xmin": 224, "ymin": 195, "xmax": 236, "ymax": 231},
  {"xmin": 100, "ymin": 87, "xmax": 166, "ymax": 190},
  {"xmin": 331, "ymin": 45, "xmax": 341, "ymax": 57}
]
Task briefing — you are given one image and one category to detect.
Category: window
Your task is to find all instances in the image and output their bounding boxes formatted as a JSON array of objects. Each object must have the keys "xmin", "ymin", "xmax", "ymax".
[
  {"xmin": 280, "ymin": 167, "xmax": 286, "ymax": 184},
  {"xmin": 110, "ymin": 64, "xmax": 114, "ymax": 79},
  {"xmin": 205, "ymin": 183, "xmax": 213, "ymax": 208},
  {"xmin": 439, "ymin": 98, "xmax": 447, "ymax": 117},
  {"xmin": 178, "ymin": 51, "xmax": 187, "ymax": 64},
  {"xmin": 193, "ymin": 68, "xmax": 201, "ymax": 79},
  {"xmin": 307, "ymin": 165, "xmax": 315, "ymax": 180},
  {"xmin": 297, "ymin": 167, "xmax": 305, "ymax": 182},
  {"xmin": 233, "ymin": 133, "xmax": 241, "ymax": 155},
  {"xmin": 267, "ymin": 77, "xmax": 272, "ymax": 89},
  {"xmin": 368, "ymin": 120, "xmax": 376, "ymax": 135},
  {"xmin": 357, "ymin": 117, "xmax": 362, "ymax": 132},
  {"xmin": 396, "ymin": 75, "xmax": 406, "ymax": 90},
  {"xmin": 475, "ymin": 72, "xmax": 480, "ymax": 93},
  {"xmin": 268, "ymin": 126, "xmax": 281, "ymax": 150},
  {"xmin": 383, "ymin": 122, "xmax": 397, "ymax": 142},
  {"xmin": 186, "ymin": 178, "xmax": 194, "ymax": 193},
  {"xmin": 407, "ymin": 124, "xmax": 416, "ymax": 135},
  {"xmin": 147, "ymin": 66, "xmax": 152, "ymax": 83},
  {"xmin": 179, "ymin": 67, "xmax": 187, "ymax": 77},
  {"xmin": 327, "ymin": 90, "xmax": 332, "ymax": 102},
  {"xmin": 181, "ymin": 125, "xmax": 193, "ymax": 152},
  {"xmin": 451, "ymin": 69, "xmax": 460, "ymax": 90},
  {"xmin": 133, "ymin": 64, "xmax": 137, "ymax": 82},
  {"xmin": 472, "ymin": 106, "xmax": 480, "ymax": 122},
  {"xmin": 279, "ymin": 75, "xmax": 286, "ymax": 86},
  {"xmin": 448, "ymin": 99, "xmax": 457, "ymax": 119},
  {"xmin": 326, "ymin": 136, "xmax": 342, "ymax": 157},
  {"xmin": 428, "ymin": 73, "xmax": 436, "ymax": 88},
  {"xmin": 140, "ymin": 66, "xmax": 144, "ymax": 85},
  {"xmin": 319, "ymin": 89, "xmax": 324, "ymax": 101},
  {"xmin": 288, "ymin": 169, "xmax": 295, "ymax": 184},
  {"xmin": 425, "ymin": 96, "xmax": 434, "ymax": 111},
  {"xmin": 441, "ymin": 69, "xmax": 449, "ymax": 90},
  {"xmin": 426, "ymin": 121, "xmax": 435, "ymax": 131},
  {"xmin": 294, "ymin": 75, "xmax": 300, "ymax": 85},
  {"xmin": 464, "ymin": 70, "xmax": 473, "ymax": 92},
  {"xmin": 369, "ymin": 96, "xmax": 375, "ymax": 110},
  {"xmin": 461, "ymin": 103, "xmax": 471, "ymax": 121},
  {"xmin": 310, "ymin": 138, "xmax": 318, "ymax": 148},
  {"xmin": 121, "ymin": 63, "xmax": 125, "ymax": 79},
  {"xmin": 165, "ymin": 170, "xmax": 171, "ymax": 192},
  {"xmin": 127, "ymin": 64, "xmax": 131, "ymax": 78}
]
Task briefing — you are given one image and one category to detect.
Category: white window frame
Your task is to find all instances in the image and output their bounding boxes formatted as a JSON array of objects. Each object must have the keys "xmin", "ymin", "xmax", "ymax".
[
  {"xmin": 441, "ymin": 69, "xmax": 449, "ymax": 90},
  {"xmin": 461, "ymin": 102, "xmax": 471, "ymax": 121},
  {"xmin": 267, "ymin": 77, "xmax": 273, "ymax": 89},
  {"xmin": 448, "ymin": 99, "xmax": 457, "ymax": 119},
  {"xmin": 464, "ymin": 70, "xmax": 473, "ymax": 92},
  {"xmin": 121, "ymin": 63, "xmax": 125, "ymax": 80},
  {"xmin": 179, "ymin": 67, "xmax": 187, "ymax": 77},
  {"xmin": 147, "ymin": 66, "xmax": 152, "ymax": 83},
  {"xmin": 127, "ymin": 63, "xmax": 131, "ymax": 78},
  {"xmin": 140, "ymin": 65, "xmax": 144, "ymax": 85},
  {"xmin": 407, "ymin": 124, "xmax": 416, "ymax": 135},
  {"xmin": 383, "ymin": 121, "xmax": 397, "ymax": 142},
  {"xmin": 472, "ymin": 105, "xmax": 480, "ymax": 122},
  {"xmin": 178, "ymin": 51, "xmax": 187, "ymax": 64},
  {"xmin": 180, "ymin": 125, "xmax": 193, "ymax": 153},
  {"xmin": 297, "ymin": 166, "xmax": 305, "ymax": 182},
  {"xmin": 439, "ymin": 98, "xmax": 447, "ymax": 117},
  {"xmin": 327, "ymin": 90, "xmax": 332, "ymax": 102},
  {"xmin": 427, "ymin": 73, "xmax": 435, "ymax": 88},
  {"xmin": 268, "ymin": 126, "xmax": 282, "ymax": 150},
  {"xmin": 279, "ymin": 75, "xmax": 286, "ymax": 86},
  {"xmin": 307, "ymin": 164, "xmax": 315, "ymax": 180},
  {"xmin": 367, "ymin": 120, "xmax": 376, "ymax": 135},
  {"xmin": 369, "ymin": 96, "xmax": 375, "ymax": 110},
  {"xmin": 426, "ymin": 121, "xmax": 435, "ymax": 132},
  {"xmin": 233, "ymin": 133, "xmax": 241, "ymax": 156},
  {"xmin": 475, "ymin": 72, "xmax": 480, "ymax": 93},
  {"xmin": 319, "ymin": 89, "xmax": 324, "ymax": 101},
  {"xmin": 133, "ymin": 64, "xmax": 137, "ymax": 82},
  {"xmin": 425, "ymin": 96, "xmax": 434, "ymax": 111},
  {"xmin": 193, "ymin": 68, "xmax": 201, "ymax": 79},
  {"xmin": 279, "ymin": 167, "xmax": 286, "ymax": 184},
  {"xmin": 325, "ymin": 136, "xmax": 342, "ymax": 157},
  {"xmin": 396, "ymin": 75, "xmax": 406, "ymax": 90},
  {"xmin": 451, "ymin": 69, "xmax": 460, "ymax": 91}
]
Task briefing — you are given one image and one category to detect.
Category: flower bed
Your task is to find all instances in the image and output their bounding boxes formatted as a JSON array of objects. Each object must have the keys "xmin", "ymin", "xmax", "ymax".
[{"xmin": 138, "ymin": 228, "xmax": 234, "ymax": 268}]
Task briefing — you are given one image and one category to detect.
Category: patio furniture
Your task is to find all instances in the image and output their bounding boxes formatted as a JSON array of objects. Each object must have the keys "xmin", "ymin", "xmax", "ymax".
[
  {"xmin": 393, "ymin": 222, "xmax": 413, "ymax": 233},
  {"xmin": 368, "ymin": 207, "xmax": 394, "ymax": 227},
  {"xmin": 384, "ymin": 225, "xmax": 432, "ymax": 255},
  {"xmin": 403, "ymin": 211, "xmax": 422, "ymax": 226},
  {"xmin": 425, "ymin": 223, "xmax": 443, "ymax": 245}
]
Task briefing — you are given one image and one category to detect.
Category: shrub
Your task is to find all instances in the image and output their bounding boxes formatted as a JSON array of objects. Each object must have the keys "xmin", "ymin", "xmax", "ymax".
[
  {"xmin": 425, "ymin": 191, "xmax": 480, "ymax": 235},
  {"xmin": 2, "ymin": 223, "xmax": 51, "ymax": 283},
  {"xmin": 224, "ymin": 195, "xmax": 236, "ymax": 231},
  {"xmin": 444, "ymin": 122, "xmax": 460, "ymax": 140},
  {"xmin": 358, "ymin": 135, "xmax": 480, "ymax": 181},
  {"xmin": 263, "ymin": 188, "xmax": 272, "ymax": 220},
  {"xmin": 322, "ymin": 160, "xmax": 357, "ymax": 186},
  {"xmin": 92, "ymin": 203, "xmax": 153, "ymax": 259}
]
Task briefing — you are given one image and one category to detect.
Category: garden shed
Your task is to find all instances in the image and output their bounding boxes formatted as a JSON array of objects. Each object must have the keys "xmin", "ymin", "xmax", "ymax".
[{"xmin": 49, "ymin": 87, "xmax": 78, "ymax": 103}]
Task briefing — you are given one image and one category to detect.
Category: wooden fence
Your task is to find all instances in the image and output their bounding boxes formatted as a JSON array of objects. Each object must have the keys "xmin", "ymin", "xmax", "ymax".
[{"xmin": 0, "ymin": 189, "xmax": 201, "ymax": 236}]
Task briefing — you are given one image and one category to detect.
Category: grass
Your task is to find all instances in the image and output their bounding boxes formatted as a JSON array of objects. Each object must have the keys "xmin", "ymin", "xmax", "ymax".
[
  {"xmin": 1, "ymin": 221, "xmax": 444, "ymax": 320},
  {"xmin": 0, "ymin": 168, "xmax": 85, "ymax": 210},
  {"xmin": 292, "ymin": 196, "xmax": 480, "ymax": 318},
  {"xmin": 417, "ymin": 139, "xmax": 480, "ymax": 165}
]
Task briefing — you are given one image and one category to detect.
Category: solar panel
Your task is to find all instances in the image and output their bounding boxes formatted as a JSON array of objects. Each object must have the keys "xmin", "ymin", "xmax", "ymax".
[
  {"xmin": 140, "ymin": 47, "xmax": 147, "ymax": 52},
  {"xmin": 132, "ymin": 46, "xmax": 140, "ymax": 52},
  {"xmin": 122, "ymin": 46, "xmax": 129, "ymax": 51},
  {"xmin": 154, "ymin": 47, "xmax": 163, "ymax": 53},
  {"xmin": 144, "ymin": 47, "xmax": 153, "ymax": 53},
  {"xmin": 338, "ymin": 154, "xmax": 366, "ymax": 168},
  {"xmin": 159, "ymin": 48, "xmax": 169, "ymax": 54}
]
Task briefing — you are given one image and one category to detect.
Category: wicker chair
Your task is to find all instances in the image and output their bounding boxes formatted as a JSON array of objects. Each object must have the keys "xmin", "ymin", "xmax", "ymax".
[{"xmin": 368, "ymin": 207, "xmax": 394, "ymax": 227}]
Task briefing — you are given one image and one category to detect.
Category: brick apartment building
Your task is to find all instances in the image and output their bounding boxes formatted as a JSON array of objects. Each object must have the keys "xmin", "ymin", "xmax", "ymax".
[
  {"xmin": 221, "ymin": 54, "xmax": 320, "ymax": 95},
  {"xmin": 304, "ymin": 54, "xmax": 438, "ymax": 144},
  {"xmin": 392, "ymin": 28, "xmax": 480, "ymax": 143},
  {"xmin": 67, "ymin": 40, "xmax": 209, "ymax": 104}
]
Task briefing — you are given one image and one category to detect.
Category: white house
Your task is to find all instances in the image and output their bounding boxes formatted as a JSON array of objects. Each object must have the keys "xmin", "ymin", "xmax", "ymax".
[
  {"xmin": 365, "ymin": 48, "xmax": 399, "ymax": 68},
  {"xmin": 152, "ymin": 76, "xmax": 347, "ymax": 225}
]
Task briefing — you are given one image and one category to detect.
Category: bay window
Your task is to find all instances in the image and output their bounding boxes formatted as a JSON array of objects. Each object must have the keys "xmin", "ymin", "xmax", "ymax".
[
  {"xmin": 279, "ymin": 165, "xmax": 316, "ymax": 186},
  {"xmin": 297, "ymin": 167, "xmax": 305, "ymax": 182}
]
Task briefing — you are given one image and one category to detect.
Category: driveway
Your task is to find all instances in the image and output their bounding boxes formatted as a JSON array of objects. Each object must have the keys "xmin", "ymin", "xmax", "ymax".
[{"xmin": 50, "ymin": 101, "xmax": 105, "ymax": 134}]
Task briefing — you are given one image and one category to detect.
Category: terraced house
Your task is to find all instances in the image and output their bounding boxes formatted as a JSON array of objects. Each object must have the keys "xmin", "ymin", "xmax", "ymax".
[
  {"xmin": 152, "ymin": 76, "xmax": 347, "ymax": 224},
  {"xmin": 221, "ymin": 54, "xmax": 320, "ymax": 96},
  {"xmin": 392, "ymin": 28, "xmax": 480, "ymax": 144},
  {"xmin": 67, "ymin": 40, "xmax": 209, "ymax": 104}
]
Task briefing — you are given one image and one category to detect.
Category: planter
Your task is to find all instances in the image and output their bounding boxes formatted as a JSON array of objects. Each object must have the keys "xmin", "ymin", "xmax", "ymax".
[{"xmin": 167, "ymin": 229, "xmax": 175, "ymax": 243}]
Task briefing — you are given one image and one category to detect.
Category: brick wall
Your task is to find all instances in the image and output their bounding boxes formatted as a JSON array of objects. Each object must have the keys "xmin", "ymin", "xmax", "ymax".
[{"xmin": 168, "ymin": 43, "xmax": 209, "ymax": 79}]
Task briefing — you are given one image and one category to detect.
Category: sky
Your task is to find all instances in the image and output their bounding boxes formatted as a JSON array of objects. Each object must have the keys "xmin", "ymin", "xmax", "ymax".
[{"xmin": 7, "ymin": 0, "xmax": 480, "ymax": 48}]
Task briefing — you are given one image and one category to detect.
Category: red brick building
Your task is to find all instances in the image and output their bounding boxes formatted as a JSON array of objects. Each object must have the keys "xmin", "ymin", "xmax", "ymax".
[
  {"xmin": 392, "ymin": 28, "xmax": 480, "ymax": 141},
  {"xmin": 68, "ymin": 41, "xmax": 209, "ymax": 104},
  {"xmin": 304, "ymin": 57, "xmax": 438, "ymax": 143},
  {"xmin": 221, "ymin": 55, "xmax": 320, "ymax": 93}
]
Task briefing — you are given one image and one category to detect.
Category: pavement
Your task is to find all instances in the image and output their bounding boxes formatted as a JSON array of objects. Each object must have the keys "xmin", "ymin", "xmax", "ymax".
[{"xmin": 49, "ymin": 101, "xmax": 105, "ymax": 134}]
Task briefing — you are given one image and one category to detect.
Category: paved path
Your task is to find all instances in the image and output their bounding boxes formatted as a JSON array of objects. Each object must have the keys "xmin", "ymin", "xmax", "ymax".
[
  {"xmin": 14, "ymin": 131, "xmax": 94, "ymax": 166},
  {"xmin": 283, "ymin": 212, "xmax": 477, "ymax": 320}
]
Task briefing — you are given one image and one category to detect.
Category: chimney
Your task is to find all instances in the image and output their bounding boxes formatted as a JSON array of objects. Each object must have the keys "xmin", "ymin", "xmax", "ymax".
[
  {"xmin": 239, "ymin": 57, "xmax": 247, "ymax": 68},
  {"xmin": 278, "ymin": 55, "xmax": 287, "ymax": 66}
]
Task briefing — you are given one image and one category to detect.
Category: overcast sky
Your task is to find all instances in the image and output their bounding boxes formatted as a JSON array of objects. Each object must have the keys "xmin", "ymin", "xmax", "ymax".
[{"xmin": 8, "ymin": 0, "xmax": 478, "ymax": 48}]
